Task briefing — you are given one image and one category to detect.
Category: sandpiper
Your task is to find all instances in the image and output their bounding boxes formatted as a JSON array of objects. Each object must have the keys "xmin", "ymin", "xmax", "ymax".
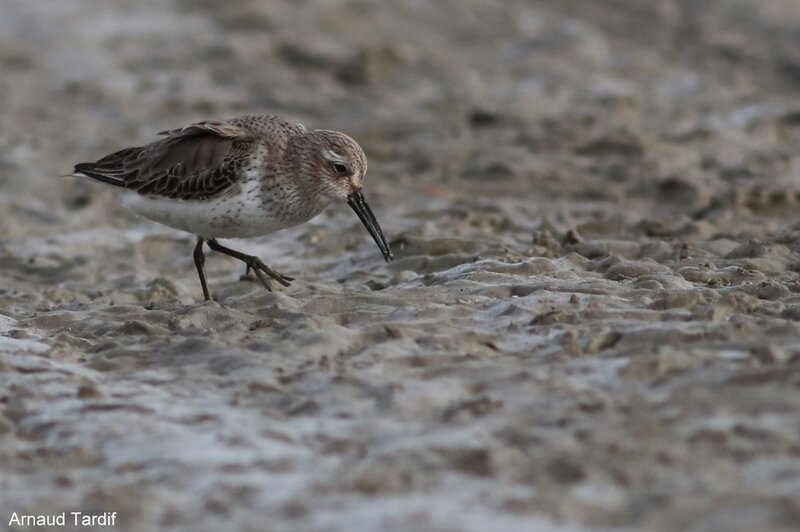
[{"xmin": 72, "ymin": 114, "xmax": 393, "ymax": 300}]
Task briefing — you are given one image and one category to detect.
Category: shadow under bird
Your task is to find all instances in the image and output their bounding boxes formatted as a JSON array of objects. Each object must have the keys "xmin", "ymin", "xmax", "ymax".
[{"xmin": 72, "ymin": 114, "xmax": 393, "ymax": 300}]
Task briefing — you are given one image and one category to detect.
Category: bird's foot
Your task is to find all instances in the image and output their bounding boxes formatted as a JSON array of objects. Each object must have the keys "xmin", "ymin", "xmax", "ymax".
[
  {"xmin": 206, "ymin": 239, "xmax": 293, "ymax": 293},
  {"xmin": 242, "ymin": 256, "xmax": 293, "ymax": 292}
]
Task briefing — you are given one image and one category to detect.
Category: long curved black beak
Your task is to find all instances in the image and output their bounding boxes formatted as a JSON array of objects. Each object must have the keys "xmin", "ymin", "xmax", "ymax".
[{"xmin": 347, "ymin": 190, "xmax": 393, "ymax": 262}]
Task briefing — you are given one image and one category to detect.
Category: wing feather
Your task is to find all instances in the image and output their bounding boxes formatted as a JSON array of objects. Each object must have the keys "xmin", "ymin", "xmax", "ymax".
[{"xmin": 74, "ymin": 122, "xmax": 255, "ymax": 200}]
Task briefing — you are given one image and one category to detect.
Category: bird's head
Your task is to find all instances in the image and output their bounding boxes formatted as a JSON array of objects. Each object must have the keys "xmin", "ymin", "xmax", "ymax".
[{"xmin": 292, "ymin": 129, "xmax": 393, "ymax": 262}]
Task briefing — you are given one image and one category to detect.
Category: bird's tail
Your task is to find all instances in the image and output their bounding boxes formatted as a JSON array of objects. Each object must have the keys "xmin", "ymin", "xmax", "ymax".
[{"xmin": 71, "ymin": 163, "xmax": 127, "ymax": 187}]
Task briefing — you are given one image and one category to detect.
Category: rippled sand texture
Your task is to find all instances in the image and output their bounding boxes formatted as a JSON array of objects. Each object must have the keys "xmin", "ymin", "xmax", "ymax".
[{"xmin": 3, "ymin": 1, "xmax": 800, "ymax": 531}]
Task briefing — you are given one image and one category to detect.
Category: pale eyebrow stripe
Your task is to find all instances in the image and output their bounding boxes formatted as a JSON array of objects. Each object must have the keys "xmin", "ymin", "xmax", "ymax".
[{"xmin": 322, "ymin": 149, "xmax": 346, "ymax": 162}]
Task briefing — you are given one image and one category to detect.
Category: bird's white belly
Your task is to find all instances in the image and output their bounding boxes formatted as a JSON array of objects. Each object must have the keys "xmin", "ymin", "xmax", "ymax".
[{"xmin": 120, "ymin": 185, "xmax": 320, "ymax": 239}]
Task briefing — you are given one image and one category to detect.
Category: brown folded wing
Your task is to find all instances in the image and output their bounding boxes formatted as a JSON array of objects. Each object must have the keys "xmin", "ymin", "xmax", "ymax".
[{"xmin": 74, "ymin": 121, "xmax": 255, "ymax": 201}]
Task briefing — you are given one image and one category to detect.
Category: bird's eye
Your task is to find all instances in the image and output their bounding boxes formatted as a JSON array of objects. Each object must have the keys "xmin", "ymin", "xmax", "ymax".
[{"xmin": 332, "ymin": 163, "xmax": 349, "ymax": 176}]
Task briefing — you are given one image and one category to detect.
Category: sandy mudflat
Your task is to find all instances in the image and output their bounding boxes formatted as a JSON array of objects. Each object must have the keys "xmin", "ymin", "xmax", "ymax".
[{"xmin": 2, "ymin": 0, "xmax": 800, "ymax": 530}]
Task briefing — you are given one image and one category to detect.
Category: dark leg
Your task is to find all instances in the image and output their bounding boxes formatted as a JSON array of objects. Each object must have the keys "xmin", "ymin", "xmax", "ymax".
[
  {"xmin": 193, "ymin": 237, "xmax": 211, "ymax": 301},
  {"xmin": 207, "ymin": 239, "xmax": 293, "ymax": 292}
]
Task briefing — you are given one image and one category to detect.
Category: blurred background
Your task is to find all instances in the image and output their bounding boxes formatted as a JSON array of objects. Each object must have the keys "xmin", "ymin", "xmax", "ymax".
[
  {"xmin": 3, "ymin": 1, "xmax": 800, "ymax": 531},
  {"xmin": 3, "ymin": 0, "xmax": 800, "ymax": 223}
]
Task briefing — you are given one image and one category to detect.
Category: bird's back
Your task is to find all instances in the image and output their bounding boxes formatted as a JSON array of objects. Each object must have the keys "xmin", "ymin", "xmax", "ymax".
[{"xmin": 72, "ymin": 114, "xmax": 306, "ymax": 202}]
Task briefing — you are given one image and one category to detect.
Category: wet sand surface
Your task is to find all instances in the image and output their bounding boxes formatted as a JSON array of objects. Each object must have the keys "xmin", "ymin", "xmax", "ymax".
[{"xmin": 2, "ymin": 1, "xmax": 800, "ymax": 530}]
